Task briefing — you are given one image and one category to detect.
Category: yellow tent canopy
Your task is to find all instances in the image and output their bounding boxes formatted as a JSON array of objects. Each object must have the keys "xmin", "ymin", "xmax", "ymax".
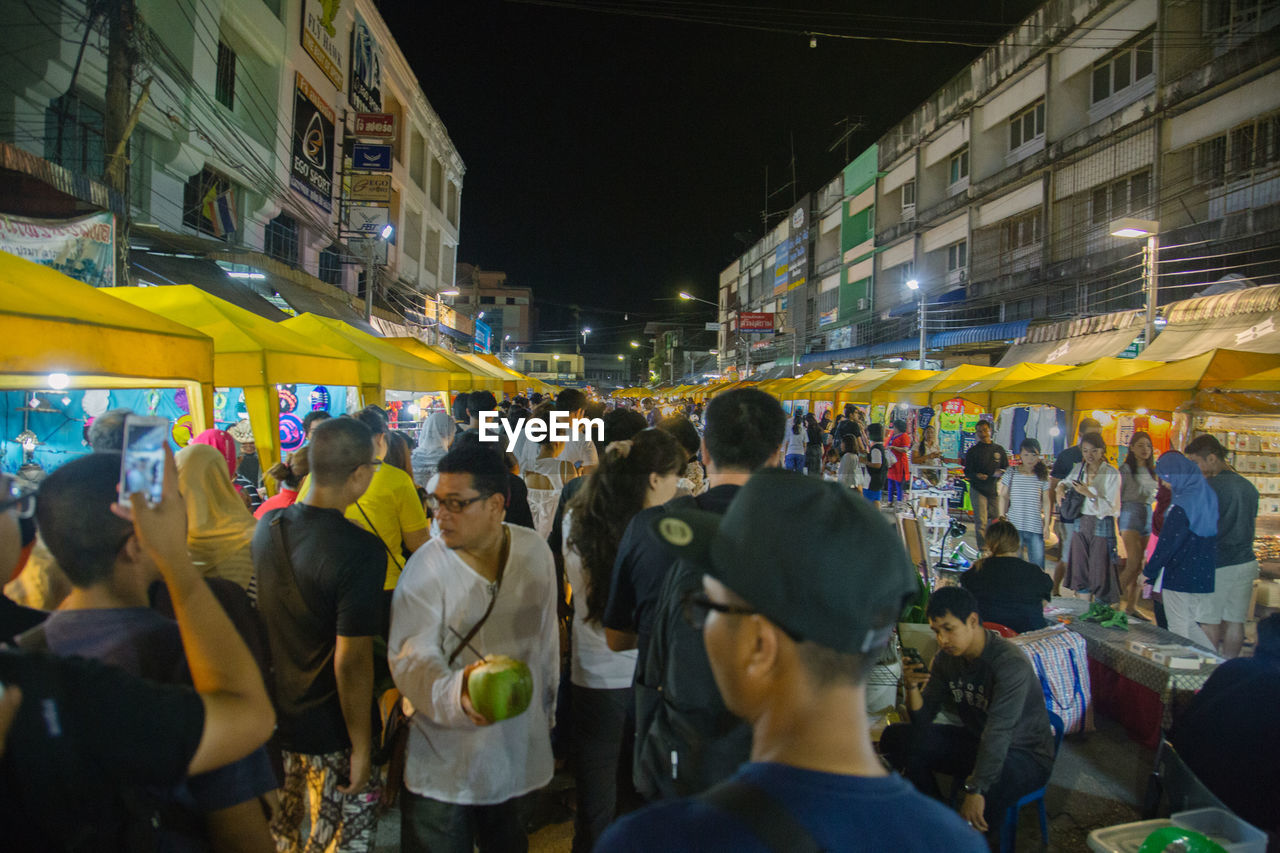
[
  {"xmin": 992, "ymin": 357, "xmax": 1163, "ymax": 413},
  {"xmin": 851, "ymin": 368, "xmax": 937, "ymax": 406},
  {"xmin": 893, "ymin": 364, "xmax": 1004, "ymax": 407},
  {"xmin": 281, "ymin": 314, "xmax": 453, "ymax": 405},
  {"xmin": 383, "ymin": 338, "xmax": 489, "ymax": 392},
  {"xmin": 821, "ymin": 369, "xmax": 896, "ymax": 404},
  {"xmin": 103, "ymin": 285, "xmax": 361, "ymax": 476},
  {"xmin": 928, "ymin": 363, "xmax": 1075, "ymax": 411},
  {"xmin": 1076, "ymin": 349, "xmax": 1280, "ymax": 413},
  {"xmin": 0, "ymin": 251, "xmax": 215, "ymax": 429},
  {"xmin": 1216, "ymin": 365, "xmax": 1280, "ymax": 392},
  {"xmin": 797, "ymin": 373, "xmax": 862, "ymax": 402},
  {"xmin": 475, "ymin": 353, "xmax": 548, "ymax": 395}
]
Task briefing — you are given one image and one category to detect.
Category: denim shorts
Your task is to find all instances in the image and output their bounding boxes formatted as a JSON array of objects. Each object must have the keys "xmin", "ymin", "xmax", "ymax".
[{"xmin": 1118, "ymin": 501, "xmax": 1152, "ymax": 535}]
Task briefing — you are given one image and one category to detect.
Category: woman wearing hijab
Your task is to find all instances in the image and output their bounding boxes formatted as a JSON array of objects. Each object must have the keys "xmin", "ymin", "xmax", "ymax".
[
  {"xmin": 175, "ymin": 443, "xmax": 257, "ymax": 591},
  {"xmin": 411, "ymin": 410, "xmax": 455, "ymax": 487},
  {"xmin": 190, "ymin": 428, "xmax": 237, "ymax": 479},
  {"xmin": 1144, "ymin": 451, "xmax": 1219, "ymax": 648}
]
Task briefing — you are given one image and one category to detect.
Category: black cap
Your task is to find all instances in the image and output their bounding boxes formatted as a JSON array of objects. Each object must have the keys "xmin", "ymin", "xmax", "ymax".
[{"xmin": 652, "ymin": 468, "xmax": 918, "ymax": 655}]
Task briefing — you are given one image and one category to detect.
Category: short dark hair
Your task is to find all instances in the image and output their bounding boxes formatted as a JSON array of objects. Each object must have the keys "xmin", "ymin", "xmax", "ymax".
[
  {"xmin": 926, "ymin": 585, "xmax": 979, "ymax": 624},
  {"xmin": 601, "ymin": 408, "xmax": 647, "ymax": 446},
  {"xmin": 1185, "ymin": 433, "xmax": 1228, "ymax": 461},
  {"xmin": 657, "ymin": 415, "xmax": 700, "ymax": 459},
  {"xmin": 867, "ymin": 423, "xmax": 884, "ymax": 442},
  {"xmin": 452, "ymin": 392, "xmax": 471, "ymax": 423},
  {"xmin": 468, "ymin": 390, "xmax": 497, "ymax": 416},
  {"xmin": 703, "ymin": 388, "xmax": 786, "ymax": 472},
  {"xmin": 893, "ymin": 419, "xmax": 908, "ymax": 433},
  {"xmin": 975, "ymin": 419, "xmax": 992, "ymax": 433},
  {"xmin": 1081, "ymin": 432, "xmax": 1106, "ymax": 451},
  {"xmin": 36, "ymin": 452, "xmax": 133, "ymax": 588},
  {"xmin": 555, "ymin": 388, "xmax": 587, "ymax": 413},
  {"xmin": 1078, "ymin": 417, "xmax": 1102, "ymax": 437},
  {"xmin": 302, "ymin": 410, "xmax": 331, "ymax": 435},
  {"xmin": 584, "ymin": 400, "xmax": 606, "ymax": 421},
  {"xmin": 529, "ymin": 392, "xmax": 544, "ymax": 406},
  {"xmin": 437, "ymin": 439, "xmax": 509, "ymax": 501},
  {"xmin": 513, "ymin": 395, "xmax": 529, "ymax": 409},
  {"xmin": 353, "ymin": 405, "xmax": 389, "ymax": 436},
  {"xmin": 308, "ymin": 417, "xmax": 375, "ymax": 487},
  {"xmin": 88, "ymin": 408, "xmax": 132, "ymax": 452}
]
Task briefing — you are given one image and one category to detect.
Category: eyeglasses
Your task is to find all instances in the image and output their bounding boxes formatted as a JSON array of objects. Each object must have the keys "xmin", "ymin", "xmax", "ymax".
[
  {"xmin": 425, "ymin": 492, "xmax": 491, "ymax": 514},
  {"xmin": 1, "ymin": 476, "xmax": 36, "ymax": 519}
]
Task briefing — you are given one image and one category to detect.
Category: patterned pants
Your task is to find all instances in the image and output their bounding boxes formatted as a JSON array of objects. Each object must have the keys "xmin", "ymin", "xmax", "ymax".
[{"xmin": 273, "ymin": 749, "xmax": 383, "ymax": 853}]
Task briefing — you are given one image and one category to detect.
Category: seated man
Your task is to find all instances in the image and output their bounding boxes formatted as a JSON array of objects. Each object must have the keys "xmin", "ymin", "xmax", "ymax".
[
  {"xmin": 880, "ymin": 586, "xmax": 1055, "ymax": 842},
  {"xmin": 597, "ymin": 469, "xmax": 982, "ymax": 852},
  {"xmin": 1171, "ymin": 613, "xmax": 1280, "ymax": 840}
]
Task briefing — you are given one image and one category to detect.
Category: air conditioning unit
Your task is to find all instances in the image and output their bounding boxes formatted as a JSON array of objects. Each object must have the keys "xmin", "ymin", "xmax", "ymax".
[{"xmin": 857, "ymin": 298, "xmax": 867, "ymax": 311}]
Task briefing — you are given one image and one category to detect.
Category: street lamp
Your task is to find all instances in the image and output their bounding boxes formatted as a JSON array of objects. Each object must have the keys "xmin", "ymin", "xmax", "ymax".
[
  {"xmin": 1109, "ymin": 218, "xmax": 1161, "ymax": 351},
  {"xmin": 906, "ymin": 278, "xmax": 926, "ymax": 368},
  {"xmin": 629, "ymin": 340, "xmax": 639, "ymax": 348},
  {"xmin": 580, "ymin": 327, "xmax": 591, "ymax": 348},
  {"xmin": 678, "ymin": 291, "xmax": 717, "ymax": 307}
]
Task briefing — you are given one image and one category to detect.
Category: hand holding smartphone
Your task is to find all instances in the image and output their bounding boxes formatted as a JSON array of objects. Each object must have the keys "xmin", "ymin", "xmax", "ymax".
[{"xmin": 118, "ymin": 415, "xmax": 169, "ymax": 506}]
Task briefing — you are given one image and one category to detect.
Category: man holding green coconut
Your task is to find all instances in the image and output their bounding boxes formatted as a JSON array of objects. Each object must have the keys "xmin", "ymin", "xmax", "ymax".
[{"xmin": 389, "ymin": 441, "xmax": 560, "ymax": 853}]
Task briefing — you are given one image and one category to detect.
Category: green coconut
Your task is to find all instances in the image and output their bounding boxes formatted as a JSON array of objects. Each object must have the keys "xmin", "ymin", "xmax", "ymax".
[{"xmin": 467, "ymin": 654, "xmax": 533, "ymax": 722}]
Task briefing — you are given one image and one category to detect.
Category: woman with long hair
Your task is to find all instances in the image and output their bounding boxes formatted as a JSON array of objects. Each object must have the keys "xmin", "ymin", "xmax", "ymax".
[
  {"xmin": 411, "ymin": 410, "xmax": 455, "ymax": 487},
  {"xmin": 912, "ymin": 424, "xmax": 944, "ymax": 485},
  {"xmin": 886, "ymin": 419, "xmax": 914, "ymax": 507},
  {"xmin": 783, "ymin": 411, "xmax": 807, "ymax": 472},
  {"xmin": 1061, "ymin": 433, "xmax": 1123, "ymax": 602},
  {"xmin": 960, "ymin": 520, "xmax": 1053, "ymax": 633},
  {"xmin": 1119, "ymin": 431, "xmax": 1160, "ymax": 616},
  {"xmin": 175, "ymin": 443, "xmax": 257, "ymax": 591},
  {"xmin": 998, "ymin": 438, "xmax": 1052, "ymax": 568},
  {"xmin": 804, "ymin": 412, "xmax": 824, "ymax": 478},
  {"xmin": 563, "ymin": 429, "xmax": 685, "ymax": 851}
]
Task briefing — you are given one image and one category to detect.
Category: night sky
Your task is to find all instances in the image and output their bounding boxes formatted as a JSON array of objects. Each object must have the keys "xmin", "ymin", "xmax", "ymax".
[{"xmin": 378, "ymin": 0, "xmax": 1039, "ymax": 345}]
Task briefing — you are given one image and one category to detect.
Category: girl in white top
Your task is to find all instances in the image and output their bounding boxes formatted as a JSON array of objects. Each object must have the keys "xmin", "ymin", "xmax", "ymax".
[
  {"xmin": 524, "ymin": 410, "xmax": 578, "ymax": 539},
  {"xmin": 1060, "ymin": 432, "xmax": 1124, "ymax": 602},
  {"xmin": 1119, "ymin": 431, "xmax": 1160, "ymax": 615},
  {"xmin": 562, "ymin": 430, "xmax": 685, "ymax": 849}
]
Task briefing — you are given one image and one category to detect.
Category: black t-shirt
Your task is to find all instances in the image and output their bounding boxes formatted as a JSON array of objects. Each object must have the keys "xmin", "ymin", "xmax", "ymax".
[
  {"xmin": 253, "ymin": 503, "xmax": 385, "ymax": 753},
  {"xmin": 0, "ymin": 649, "xmax": 205, "ymax": 851},
  {"xmin": 1050, "ymin": 445, "xmax": 1083, "ymax": 482},
  {"xmin": 604, "ymin": 485, "xmax": 739, "ymax": 674},
  {"xmin": 505, "ymin": 471, "xmax": 535, "ymax": 530},
  {"xmin": 0, "ymin": 593, "xmax": 46, "ymax": 645},
  {"xmin": 959, "ymin": 556, "xmax": 1052, "ymax": 634},
  {"xmin": 963, "ymin": 442, "xmax": 1008, "ymax": 499}
]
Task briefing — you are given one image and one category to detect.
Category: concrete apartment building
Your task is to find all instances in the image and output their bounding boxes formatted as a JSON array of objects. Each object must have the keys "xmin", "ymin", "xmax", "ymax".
[
  {"xmin": 720, "ymin": 0, "xmax": 1280, "ymax": 372},
  {"xmin": 1, "ymin": 0, "xmax": 465, "ymax": 341},
  {"xmin": 452, "ymin": 262, "xmax": 535, "ymax": 350}
]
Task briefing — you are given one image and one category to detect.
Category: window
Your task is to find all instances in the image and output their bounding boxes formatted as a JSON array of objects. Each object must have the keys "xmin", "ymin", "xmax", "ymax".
[
  {"xmin": 264, "ymin": 213, "xmax": 299, "ymax": 265},
  {"xmin": 948, "ymin": 148, "xmax": 969, "ymax": 185},
  {"xmin": 1194, "ymin": 115, "xmax": 1280, "ymax": 183},
  {"xmin": 506, "ymin": 297, "xmax": 516, "ymax": 305},
  {"xmin": 1204, "ymin": 0, "xmax": 1280, "ymax": 48},
  {"xmin": 1008, "ymin": 100, "xmax": 1045, "ymax": 150},
  {"xmin": 1001, "ymin": 210, "xmax": 1042, "ymax": 252},
  {"xmin": 182, "ymin": 166, "xmax": 233, "ymax": 238},
  {"xmin": 532, "ymin": 360, "xmax": 548, "ymax": 373},
  {"xmin": 410, "ymin": 132, "xmax": 426, "ymax": 189},
  {"xmin": 480, "ymin": 295, "xmax": 496, "ymax": 304},
  {"xmin": 446, "ymin": 183, "xmax": 459, "ymax": 227},
  {"xmin": 947, "ymin": 241, "xmax": 968, "ymax": 271},
  {"xmin": 215, "ymin": 41, "xmax": 236, "ymax": 109},
  {"xmin": 1090, "ymin": 170, "xmax": 1151, "ymax": 226},
  {"xmin": 44, "ymin": 94, "xmax": 104, "ymax": 175},
  {"xmin": 430, "ymin": 158, "xmax": 444, "ymax": 209},
  {"xmin": 319, "ymin": 244, "xmax": 343, "ymax": 285},
  {"xmin": 1196, "ymin": 135, "xmax": 1228, "ymax": 183},
  {"xmin": 901, "ymin": 180, "xmax": 916, "ymax": 210},
  {"xmin": 1091, "ymin": 32, "xmax": 1154, "ymax": 104}
]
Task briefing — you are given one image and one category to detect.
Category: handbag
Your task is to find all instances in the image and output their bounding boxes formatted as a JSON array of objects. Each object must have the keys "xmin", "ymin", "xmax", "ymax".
[{"xmin": 1057, "ymin": 466, "xmax": 1087, "ymax": 523}]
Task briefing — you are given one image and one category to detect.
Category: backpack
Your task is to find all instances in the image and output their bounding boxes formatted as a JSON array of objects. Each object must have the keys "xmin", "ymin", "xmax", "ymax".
[{"xmin": 633, "ymin": 496, "xmax": 752, "ymax": 800}]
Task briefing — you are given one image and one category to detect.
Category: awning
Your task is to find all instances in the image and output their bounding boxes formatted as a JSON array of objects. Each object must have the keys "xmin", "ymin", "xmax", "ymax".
[
  {"xmin": 997, "ymin": 311, "xmax": 1145, "ymax": 366},
  {"xmin": 0, "ymin": 249, "xmax": 214, "ymax": 428},
  {"xmin": 992, "ymin": 356, "xmax": 1163, "ymax": 411},
  {"xmin": 1141, "ymin": 284, "xmax": 1280, "ymax": 360},
  {"xmin": 895, "ymin": 363, "xmax": 1006, "ymax": 406},
  {"xmin": 129, "ymin": 251, "xmax": 288, "ymax": 321},
  {"xmin": 383, "ymin": 338, "xmax": 501, "ymax": 392},
  {"xmin": 1076, "ymin": 348, "xmax": 1280, "ymax": 413},
  {"xmin": 440, "ymin": 325, "xmax": 471, "ymax": 344},
  {"xmin": 929, "ymin": 319, "xmax": 1030, "ymax": 349},
  {"xmin": 260, "ymin": 271, "xmax": 381, "ymax": 336},
  {"xmin": 102, "ymin": 285, "xmax": 360, "ymax": 476}
]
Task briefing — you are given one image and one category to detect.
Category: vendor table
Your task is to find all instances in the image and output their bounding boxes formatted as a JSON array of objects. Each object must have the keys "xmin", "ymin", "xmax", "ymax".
[{"xmin": 1055, "ymin": 598, "xmax": 1220, "ymax": 749}]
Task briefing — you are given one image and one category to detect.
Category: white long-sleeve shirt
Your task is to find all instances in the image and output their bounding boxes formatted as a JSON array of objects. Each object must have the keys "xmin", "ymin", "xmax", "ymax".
[
  {"xmin": 388, "ymin": 524, "xmax": 559, "ymax": 805},
  {"xmin": 1065, "ymin": 461, "xmax": 1122, "ymax": 520},
  {"xmin": 562, "ymin": 511, "xmax": 638, "ymax": 689}
]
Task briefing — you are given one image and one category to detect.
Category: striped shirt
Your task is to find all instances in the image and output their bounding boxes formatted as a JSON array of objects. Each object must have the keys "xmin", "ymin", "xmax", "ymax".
[{"xmin": 1000, "ymin": 468, "xmax": 1050, "ymax": 535}]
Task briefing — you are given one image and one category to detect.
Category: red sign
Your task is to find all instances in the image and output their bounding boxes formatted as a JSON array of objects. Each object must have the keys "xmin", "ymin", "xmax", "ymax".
[
  {"xmin": 354, "ymin": 112, "xmax": 395, "ymax": 138},
  {"xmin": 737, "ymin": 312, "xmax": 775, "ymax": 332}
]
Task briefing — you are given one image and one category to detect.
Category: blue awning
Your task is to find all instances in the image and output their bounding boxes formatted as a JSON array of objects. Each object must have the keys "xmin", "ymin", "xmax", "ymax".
[
  {"xmin": 439, "ymin": 324, "xmax": 471, "ymax": 344},
  {"xmin": 799, "ymin": 336, "xmax": 920, "ymax": 365},
  {"xmin": 928, "ymin": 319, "xmax": 1030, "ymax": 349}
]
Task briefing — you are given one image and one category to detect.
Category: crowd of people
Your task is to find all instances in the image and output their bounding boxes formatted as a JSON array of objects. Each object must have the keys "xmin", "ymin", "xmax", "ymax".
[{"xmin": 0, "ymin": 384, "xmax": 1269, "ymax": 852}]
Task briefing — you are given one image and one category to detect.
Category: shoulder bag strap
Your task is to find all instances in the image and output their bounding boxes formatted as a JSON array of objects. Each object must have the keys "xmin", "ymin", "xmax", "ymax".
[
  {"xmin": 267, "ymin": 516, "xmax": 321, "ymax": 628},
  {"xmin": 355, "ymin": 501, "xmax": 404, "ymax": 572},
  {"xmin": 699, "ymin": 779, "xmax": 824, "ymax": 853},
  {"xmin": 12, "ymin": 622, "xmax": 49, "ymax": 652},
  {"xmin": 447, "ymin": 526, "xmax": 511, "ymax": 666}
]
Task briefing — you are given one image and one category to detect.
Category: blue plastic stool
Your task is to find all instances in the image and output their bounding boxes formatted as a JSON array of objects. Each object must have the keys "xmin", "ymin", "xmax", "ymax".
[{"xmin": 999, "ymin": 710, "xmax": 1065, "ymax": 852}]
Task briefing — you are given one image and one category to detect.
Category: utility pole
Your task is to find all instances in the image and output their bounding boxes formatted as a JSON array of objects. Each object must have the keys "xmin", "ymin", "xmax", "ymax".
[
  {"xmin": 918, "ymin": 296, "xmax": 927, "ymax": 368},
  {"xmin": 102, "ymin": 0, "xmax": 138, "ymax": 287}
]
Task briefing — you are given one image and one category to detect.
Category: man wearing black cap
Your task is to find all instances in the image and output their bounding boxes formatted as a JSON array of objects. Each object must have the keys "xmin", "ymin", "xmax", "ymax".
[{"xmin": 597, "ymin": 470, "xmax": 982, "ymax": 852}]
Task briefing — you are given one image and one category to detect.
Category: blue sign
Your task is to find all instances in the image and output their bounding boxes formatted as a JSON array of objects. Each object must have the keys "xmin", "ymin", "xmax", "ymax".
[
  {"xmin": 352, "ymin": 143, "xmax": 392, "ymax": 172},
  {"xmin": 474, "ymin": 319, "xmax": 493, "ymax": 354}
]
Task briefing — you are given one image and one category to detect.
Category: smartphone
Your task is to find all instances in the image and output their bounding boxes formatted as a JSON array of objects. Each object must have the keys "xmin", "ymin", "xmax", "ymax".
[
  {"xmin": 119, "ymin": 415, "xmax": 169, "ymax": 506},
  {"xmin": 902, "ymin": 646, "xmax": 926, "ymax": 669}
]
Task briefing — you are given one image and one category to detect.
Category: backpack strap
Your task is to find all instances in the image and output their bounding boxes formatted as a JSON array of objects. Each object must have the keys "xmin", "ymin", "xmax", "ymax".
[
  {"xmin": 13, "ymin": 622, "xmax": 49, "ymax": 653},
  {"xmin": 699, "ymin": 779, "xmax": 824, "ymax": 853}
]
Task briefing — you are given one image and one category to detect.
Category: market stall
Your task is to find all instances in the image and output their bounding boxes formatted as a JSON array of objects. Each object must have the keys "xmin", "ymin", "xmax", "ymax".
[
  {"xmin": 0, "ymin": 251, "xmax": 215, "ymax": 472},
  {"xmin": 103, "ymin": 285, "xmax": 361, "ymax": 478}
]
